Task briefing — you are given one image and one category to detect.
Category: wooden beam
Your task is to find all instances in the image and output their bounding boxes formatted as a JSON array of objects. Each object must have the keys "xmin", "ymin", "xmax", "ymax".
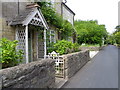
[{"xmin": 44, "ymin": 28, "xmax": 47, "ymax": 59}]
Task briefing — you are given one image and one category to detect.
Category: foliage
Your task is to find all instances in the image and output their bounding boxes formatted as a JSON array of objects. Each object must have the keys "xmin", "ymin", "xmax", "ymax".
[
  {"xmin": 61, "ymin": 20, "xmax": 74, "ymax": 40},
  {"xmin": 47, "ymin": 42, "xmax": 56, "ymax": 54},
  {"xmin": 111, "ymin": 25, "xmax": 120, "ymax": 46},
  {"xmin": 72, "ymin": 43, "xmax": 80, "ymax": 52},
  {"xmin": 81, "ymin": 44, "xmax": 100, "ymax": 47},
  {"xmin": 0, "ymin": 38, "xmax": 23, "ymax": 68},
  {"xmin": 74, "ymin": 20, "xmax": 108, "ymax": 46},
  {"xmin": 104, "ymin": 34, "xmax": 115, "ymax": 45},
  {"xmin": 37, "ymin": 2, "xmax": 75, "ymax": 39},
  {"xmin": 114, "ymin": 25, "xmax": 120, "ymax": 34},
  {"xmin": 48, "ymin": 40, "xmax": 79, "ymax": 55},
  {"xmin": 114, "ymin": 32, "xmax": 120, "ymax": 46}
]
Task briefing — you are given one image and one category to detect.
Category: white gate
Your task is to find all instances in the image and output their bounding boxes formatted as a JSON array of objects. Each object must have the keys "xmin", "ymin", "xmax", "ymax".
[{"xmin": 46, "ymin": 51, "xmax": 65, "ymax": 78}]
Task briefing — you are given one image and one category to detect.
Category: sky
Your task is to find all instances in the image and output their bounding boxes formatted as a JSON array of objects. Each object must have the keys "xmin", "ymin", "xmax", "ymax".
[{"xmin": 66, "ymin": 0, "xmax": 119, "ymax": 34}]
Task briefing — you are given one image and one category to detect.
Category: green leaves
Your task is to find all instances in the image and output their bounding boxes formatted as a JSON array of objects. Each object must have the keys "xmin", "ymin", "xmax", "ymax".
[
  {"xmin": 37, "ymin": 2, "xmax": 75, "ymax": 40},
  {"xmin": 75, "ymin": 20, "xmax": 108, "ymax": 45},
  {"xmin": 114, "ymin": 31, "xmax": 120, "ymax": 46},
  {"xmin": 51, "ymin": 40, "xmax": 79, "ymax": 55},
  {"xmin": 0, "ymin": 38, "xmax": 23, "ymax": 68}
]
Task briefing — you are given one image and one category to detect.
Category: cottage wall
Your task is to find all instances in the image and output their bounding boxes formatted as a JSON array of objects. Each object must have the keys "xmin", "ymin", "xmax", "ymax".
[
  {"xmin": 54, "ymin": 0, "xmax": 63, "ymax": 15},
  {"xmin": 0, "ymin": 1, "xmax": 2, "ymax": 18},
  {"xmin": 1, "ymin": 1, "xmax": 30, "ymax": 40},
  {"xmin": 53, "ymin": 1, "xmax": 74, "ymax": 25},
  {"xmin": 62, "ymin": 5, "xmax": 74, "ymax": 25},
  {"xmin": 2, "ymin": 1, "xmax": 30, "ymax": 22},
  {"xmin": 2, "ymin": 19, "xmax": 15, "ymax": 40},
  {"xmin": 0, "ymin": 19, "xmax": 2, "ymax": 39},
  {"xmin": 0, "ymin": 1, "xmax": 2, "ymax": 37}
]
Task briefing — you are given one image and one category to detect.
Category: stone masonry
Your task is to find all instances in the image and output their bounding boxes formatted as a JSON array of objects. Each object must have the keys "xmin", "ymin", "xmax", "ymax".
[
  {"xmin": 0, "ymin": 59, "xmax": 55, "ymax": 89},
  {"xmin": 60, "ymin": 50, "xmax": 90, "ymax": 79},
  {"xmin": 1, "ymin": 2, "xmax": 30, "ymax": 40},
  {"xmin": 79, "ymin": 47, "xmax": 100, "ymax": 51}
]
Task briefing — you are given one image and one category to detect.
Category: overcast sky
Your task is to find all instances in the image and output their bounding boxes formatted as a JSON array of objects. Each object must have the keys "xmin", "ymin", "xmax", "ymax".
[{"xmin": 66, "ymin": 0, "xmax": 119, "ymax": 34}]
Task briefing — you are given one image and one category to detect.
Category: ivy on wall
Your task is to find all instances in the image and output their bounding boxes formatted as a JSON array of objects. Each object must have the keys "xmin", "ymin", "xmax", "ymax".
[{"xmin": 37, "ymin": 2, "xmax": 75, "ymax": 39}]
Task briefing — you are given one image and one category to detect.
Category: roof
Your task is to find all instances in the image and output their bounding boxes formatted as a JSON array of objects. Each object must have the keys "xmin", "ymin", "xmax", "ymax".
[
  {"xmin": 62, "ymin": 2, "xmax": 75, "ymax": 15},
  {"xmin": 9, "ymin": 7, "xmax": 49, "ymax": 29}
]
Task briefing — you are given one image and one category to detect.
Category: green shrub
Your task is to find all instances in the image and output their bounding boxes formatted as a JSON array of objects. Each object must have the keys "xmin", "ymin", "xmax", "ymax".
[
  {"xmin": 73, "ymin": 43, "xmax": 79, "ymax": 52},
  {"xmin": 47, "ymin": 42, "xmax": 56, "ymax": 54},
  {"xmin": 53, "ymin": 40, "xmax": 79, "ymax": 55},
  {"xmin": 0, "ymin": 38, "xmax": 23, "ymax": 68},
  {"xmin": 115, "ymin": 32, "xmax": 120, "ymax": 46}
]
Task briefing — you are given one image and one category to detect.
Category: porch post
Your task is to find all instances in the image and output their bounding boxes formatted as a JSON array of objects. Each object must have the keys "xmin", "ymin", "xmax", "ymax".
[
  {"xmin": 25, "ymin": 25, "xmax": 29, "ymax": 63},
  {"xmin": 44, "ymin": 28, "xmax": 47, "ymax": 59}
]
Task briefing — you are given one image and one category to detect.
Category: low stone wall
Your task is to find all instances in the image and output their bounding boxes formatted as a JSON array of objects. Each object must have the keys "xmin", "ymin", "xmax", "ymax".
[
  {"xmin": 1, "ymin": 59, "xmax": 55, "ymax": 89},
  {"xmin": 62, "ymin": 50, "xmax": 90, "ymax": 79},
  {"xmin": 79, "ymin": 47, "xmax": 100, "ymax": 51},
  {"xmin": 99, "ymin": 46, "xmax": 106, "ymax": 50}
]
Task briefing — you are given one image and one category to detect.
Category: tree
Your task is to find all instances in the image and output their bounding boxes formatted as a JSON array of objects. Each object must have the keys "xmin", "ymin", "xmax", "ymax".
[
  {"xmin": 104, "ymin": 34, "xmax": 115, "ymax": 45},
  {"xmin": 74, "ymin": 20, "xmax": 108, "ymax": 46}
]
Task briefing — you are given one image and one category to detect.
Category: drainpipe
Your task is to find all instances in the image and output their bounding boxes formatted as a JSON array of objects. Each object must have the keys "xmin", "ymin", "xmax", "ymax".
[{"xmin": 18, "ymin": 0, "xmax": 19, "ymax": 15}]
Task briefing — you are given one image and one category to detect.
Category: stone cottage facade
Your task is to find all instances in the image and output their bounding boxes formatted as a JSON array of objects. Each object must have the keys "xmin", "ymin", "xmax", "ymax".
[
  {"xmin": 0, "ymin": 1, "xmax": 48, "ymax": 64},
  {"xmin": 0, "ymin": 0, "xmax": 76, "ymax": 64}
]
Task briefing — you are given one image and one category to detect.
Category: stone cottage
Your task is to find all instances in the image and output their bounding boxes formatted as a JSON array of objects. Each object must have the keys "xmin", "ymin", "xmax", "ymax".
[
  {"xmin": 0, "ymin": 1, "xmax": 49, "ymax": 64},
  {"xmin": 0, "ymin": 0, "xmax": 76, "ymax": 64}
]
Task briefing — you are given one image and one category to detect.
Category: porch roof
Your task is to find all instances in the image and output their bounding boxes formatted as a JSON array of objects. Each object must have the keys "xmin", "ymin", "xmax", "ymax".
[{"xmin": 9, "ymin": 7, "xmax": 49, "ymax": 30}]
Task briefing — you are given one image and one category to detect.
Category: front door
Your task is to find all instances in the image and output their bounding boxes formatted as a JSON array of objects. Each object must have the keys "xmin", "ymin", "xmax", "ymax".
[
  {"xmin": 28, "ymin": 30, "xmax": 33, "ymax": 62},
  {"xmin": 38, "ymin": 30, "xmax": 44, "ymax": 58}
]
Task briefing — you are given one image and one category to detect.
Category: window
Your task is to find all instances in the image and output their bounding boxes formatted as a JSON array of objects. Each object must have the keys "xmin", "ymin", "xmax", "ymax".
[{"xmin": 50, "ymin": 30, "xmax": 56, "ymax": 43}]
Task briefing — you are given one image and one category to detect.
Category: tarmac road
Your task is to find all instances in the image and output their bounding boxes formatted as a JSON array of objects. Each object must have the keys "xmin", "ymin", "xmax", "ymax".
[{"xmin": 62, "ymin": 45, "xmax": 118, "ymax": 88}]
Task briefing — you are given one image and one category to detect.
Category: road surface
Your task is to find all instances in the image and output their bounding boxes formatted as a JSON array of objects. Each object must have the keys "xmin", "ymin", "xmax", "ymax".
[{"xmin": 62, "ymin": 45, "xmax": 118, "ymax": 88}]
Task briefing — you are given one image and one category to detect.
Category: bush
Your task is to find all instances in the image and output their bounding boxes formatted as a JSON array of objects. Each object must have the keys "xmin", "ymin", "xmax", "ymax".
[
  {"xmin": 52, "ymin": 40, "xmax": 79, "ymax": 55},
  {"xmin": 115, "ymin": 32, "xmax": 120, "ymax": 46},
  {"xmin": 0, "ymin": 38, "xmax": 23, "ymax": 68},
  {"xmin": 72, "ymin": 43, "xmax": 79, "ymax": 52},
  {"xmin": 47, "ymin": 42, "xmax": 56, "ymax": 54}
]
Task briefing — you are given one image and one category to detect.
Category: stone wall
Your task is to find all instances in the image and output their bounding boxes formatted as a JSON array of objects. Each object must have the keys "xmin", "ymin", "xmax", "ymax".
[
  {"xmin": 79, "ymin": 47, "xmax": 100, "ymax": 51},
  {"xmin": 2, "ymin": 18, "xmax": 15, "ymax": 41},
  {"xmin": 61, "ymin": 50, "xmax": 90, "ymax": 79},
  {"xmin": 0, "ymin": 18, "xmax": 2, "ymax": 39},
  {"xmin": 54, "ymin": 0, "xmax": 62, "ymax": 15},
  {"xmin": 2, "ymin": 2, "xmax": 30, "ymax": 22},
  {"xmin": 1, "ymin": 2, "xmax": 30, "ymax": 40},
  {"xmin": 1, "ymin": 59, "xmax": 55, "ymax": 89},
  {"xmin": 62, "ymin": 4, "xmax": 74, "ymax": 25},
  {"xmin": 0, "ymin": 1, "xmax": 2, "ymax": 18},
  {"xmin": 79, "ymin": 46, "xmax": 106, "ymax": 51}
]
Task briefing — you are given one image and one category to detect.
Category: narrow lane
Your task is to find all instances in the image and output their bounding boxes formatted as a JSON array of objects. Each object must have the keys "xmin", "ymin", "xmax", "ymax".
[{"xmin": 62, "ymin": 45, "xmax": 118, "ymax": 88}]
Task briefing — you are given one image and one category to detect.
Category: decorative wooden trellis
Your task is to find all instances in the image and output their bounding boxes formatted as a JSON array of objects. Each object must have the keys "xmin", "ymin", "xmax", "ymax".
[
  {"xmin": 29, "ymin": 13, "xmax": 44, "ymax": 27},
  {"xmin": 16, "ymin": 26, "xmax": 26, "ymax": 62},
  {"xmin": 46, "ymin": 51, "xmax": 65, "ymax": 78}
]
